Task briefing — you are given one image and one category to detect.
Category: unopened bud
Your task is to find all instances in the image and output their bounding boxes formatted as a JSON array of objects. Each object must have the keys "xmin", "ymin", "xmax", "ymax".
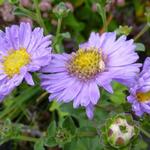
[
  {"xmin": 53, "ymin": 2, "xmax": 71, "ymax": 18},
  {"xmin": 39, "ymin": 0, "xmax": 52, "ymax": 12},
  {"xmin": 55, "ymin": 128, "xmax": 71, "ymax": 144},
  {"xmin": 117, "ymin": 0, "xmax": 125, "ymax": 7},
  {"xmin": 19, "ymin": 17, "xmax": 33, "ymax": 26},
  {"xmin": 107, "ymin": 117, "xmax": 136, "ymax": 148},
  {"xmin": 65, "ymin": 2, "xmax": 74, "ymax": 12},
  {"xmin": 20, "ymin": 0, "xmax": 32, "ymax": 8}
]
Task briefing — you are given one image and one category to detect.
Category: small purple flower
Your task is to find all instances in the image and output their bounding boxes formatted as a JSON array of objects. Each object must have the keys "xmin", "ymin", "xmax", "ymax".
[
  {"xmin": 0, "ymin": 22, "xmax": 52, "ymax": 100},
  {"xmin": 40, "ymin": 32, "xmax": 141, "ymax": 119},
  {"xmin": 127, "ymin": 57, "xmax": 150, "ymax": 116}
]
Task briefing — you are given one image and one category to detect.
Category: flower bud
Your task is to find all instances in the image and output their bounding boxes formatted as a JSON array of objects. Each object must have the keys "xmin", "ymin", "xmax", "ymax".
[
  {"xmin": 19, "ymin": 17, "xmax": 33, "ymax": 26},
  {"xmin": 92, "ymin": 3, "xmax": 97, "ymax": 12},
  {"xmin": 117, "ymin": 0, "xmax": 125, "ymax": 7},
  {"xmin": 39, "ymin": 0, "xmax": 52, "ymax": 12},
  {"xmin": 107, "ymin": 117, "xmax": 135, "ymax": 148},
  {"xmin": 65, "ymin": 2, "xmax": 74, "ymax": 12},
  {"xmin": 0, "ymin": 2, "xmax": 15, "ymax": 22},
  {"xmin": 20, "ymin": 0, "xmax": 32, "ymax": 8},
  {"xmin": 53, "ymin": 2, "xmax": 71, "ymax": 18},
  {"xmin": 102, "ymin": 114, "xmax": 139, "ymax": 149},
  {"xmin": 55, "ymin": 128, "xmax": 72, "ymax": 144},
  {"xmin": 2, "ymin": 12, "xmax": 15, "ymax": 22},
  {"xmin": 115, "ymin": 25, "xmax": 132, "ymax": 36}
]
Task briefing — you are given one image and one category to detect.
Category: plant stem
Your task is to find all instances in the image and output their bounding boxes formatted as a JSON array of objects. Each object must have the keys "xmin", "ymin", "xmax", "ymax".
[
  {"xmin": 12, "ymin": 135, "xmax": 38, "ymax": 143},
  {"xmin": 36, "ymin": 91, "xmax": 48, "ymax": 103},
  {"xmin": 136, "ymin": 125, "xmax": 150, "ymax": 138},
  {"xmin": 56, "ymin": 18, "xmax": 62, "ymax": 40},
  {"xmin": 53, "ymin": 17, "xmax": 62, "ymax": 53},
  {"xmin": 134, "ymin": 24, "xmax": 149, "ymax": 41},
  {"xmin": 100, "ymin": 14, "xmax": 113, "ymax": 33},
  {"xmin": 33, "ymin": 0, "xmax": 48, "ymax": 34}
]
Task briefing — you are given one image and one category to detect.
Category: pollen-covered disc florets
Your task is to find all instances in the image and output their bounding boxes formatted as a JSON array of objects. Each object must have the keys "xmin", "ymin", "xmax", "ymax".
[
  {"xmin": 136, "ymin": 91, "xmax": 150, "ymax": 103},
  {"xmin": 67, "ymin": 48, "xmax": 105, "ymax": 80},
  {"xmin": 3, "ymin": 48, "xmax": 30, "ymax": 77}
]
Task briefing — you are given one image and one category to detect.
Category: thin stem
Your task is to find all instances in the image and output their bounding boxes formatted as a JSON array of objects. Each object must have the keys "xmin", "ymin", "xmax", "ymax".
[
  {"xmin": 53, "ymin": 17, "xmax": 62, "ymax": 53},
  {"xmin": 12, "ymin": 135, "xmax": 38, "ymax": 143},
  {"xmin": 136, "ymin": 125, "xmax": 150, "ymax": 138},
  {"xmin": 100, "ymin": 14, "xmax": 113, "ymax": 33},
  {"xmin": 134, "ymin": 24, "xmax": 149, "ymax": 41},
  {"xmin": 36, "ymin": 92, "xmax": 48, "ymax": 103},
  {"xmin": 56, "ymin": 18, "xmax": 62, "ymax": 39},
  {"xmin": 33, "ymin": 0, "xmax": 48, "ymax": 34}
]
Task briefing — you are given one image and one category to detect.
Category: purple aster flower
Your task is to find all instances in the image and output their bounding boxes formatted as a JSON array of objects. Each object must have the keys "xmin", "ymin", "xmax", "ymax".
[
  {"xmin": 0, "ymin": 22, "xmax": 52, "ymax": 100},
  {"xmin": 40, "ymin": 32, "xmax": 141, "ymax": 119},
  {"xmin": 127, "ymin": 57, "xmax": 150, "ymax": 116}
]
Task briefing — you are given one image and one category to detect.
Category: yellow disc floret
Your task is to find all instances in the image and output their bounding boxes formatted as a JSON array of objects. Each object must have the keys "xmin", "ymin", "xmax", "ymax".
[
  {"xmin": 68, "ymin": 48, "xmax": 105, "ymax": 80},
  {"xmin": 3, "ymin": 48, "xmax": 30, "ymax": 77},
  {"xmin": 136, "ymin": 91, "xmax": 150, "ymax": 103}
]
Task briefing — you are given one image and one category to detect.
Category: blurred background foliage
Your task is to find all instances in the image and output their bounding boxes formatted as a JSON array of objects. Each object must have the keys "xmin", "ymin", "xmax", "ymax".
[{"xmin": 0, "ymin": 0, "xmax": 149, "ymax": 150}]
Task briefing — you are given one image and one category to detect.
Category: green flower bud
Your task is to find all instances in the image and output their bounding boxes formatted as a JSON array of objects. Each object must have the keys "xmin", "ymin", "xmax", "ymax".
[
  {"xmin": 107, "ymin": 117, "xmax": 135, "ymax": 148},
  {"xmin": 53, "ymin": 2, "xmax": 70, "ymax": 18},
  {"xmin": 102, "ymin": 114, "xmax": 139, "ymax": 149},
  {"xmin": 55, "ymin": 127, "xmax": 72, "ymax": 144},
  {"xmin": 115, "ymin": 25, "xmax": 132, "ymax": 36}
]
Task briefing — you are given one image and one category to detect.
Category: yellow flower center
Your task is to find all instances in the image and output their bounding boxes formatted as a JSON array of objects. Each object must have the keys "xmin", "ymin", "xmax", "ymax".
[
  {"xmin": 67, "ymin": 48, "xmax": 105, "ymax": 80},
  {"xmin": 136, "ymin": 91, "xmax": 150, "ymax": 102},
  {"xmin": 3, "ymin": 48, "xmax": 30, "ymax": 77}
]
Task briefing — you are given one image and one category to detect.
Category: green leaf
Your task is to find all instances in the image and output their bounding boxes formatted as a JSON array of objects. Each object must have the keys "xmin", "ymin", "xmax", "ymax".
[
  {"xmin": 61, "ymin": 32, "xmax": 71, "ymax": 39},
  {"xmin": 0, "ymin": 86, "xmax": 41, "ymax": 120},
  {"xmin": 64, "ymin": 138, "xmax": 87, "ymax": 150},
  {"xmin": 64, "ymin": 13, "xmax": 85, "ymax": 32},
  {"xmin": 135, "ymin": 43, "xmax": 145, "ymax": 52},
  {"xmin": 62, "ymin": 117, "xmax": 76, "ymax": 134},
  {"xmin": 145, "ymin": 8, "xmax": 150, "ymax": 26},
  {"xmin": 96, "ymin": 3, "xmax": 107, "ymax": 31},
  {"xmin": 49, "ymin": 101, "xmax": 69, "ymax": 118},
  {"xmin": 47, "ymin": 121, "xmax": 56, "ymax": 137},
  {"xmin": 34, "ymin": 139, "xmax": 45, "ymax": 150},
  {"xmin": 9, "ymin": 0, "xmax": 19, "ymax": 4},
  {"xmin": 108, "ymin": 82, "xmax": 127, "ymax": 105},
  {"xmin": 115, "ymin": 25, "xmax": 132, "ymax": 36},
  {"xmin": 44, "ymin": 137, "xmax": 57, "ymax": 148},
  {"xmin": 0, "ymin": 0, "xmax": 4, "ymax": 5},
  {"xmin": 132, "ymin": 138, "xmax": 148, "ymax": 150},
  {"xmin": 14, "ymin": 7, "xmax": 37, "ymax": 21}
]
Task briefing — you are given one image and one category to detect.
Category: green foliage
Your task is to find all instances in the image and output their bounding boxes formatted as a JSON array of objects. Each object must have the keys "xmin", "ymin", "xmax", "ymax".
[
  {"xmin": 34, "ymin": 139, "xmax": 45, "ymax": 150},
  {"xmin": 115, "ymin": 25, "xmax": 132, "ymax": 36},
  {"xmin": 135, "ymin": 43, "xmax": 146, "ymax": 52},
  {"xmin": 145, "ymin": 7, "xmax": 150, "ymax": 26},
  {"xmin": 8, "ymin": 0, "xmax": 19, "ymax": 4},
  {"xmin": 96, "ymin": 2, "xmax": 107, "ymax": 31},
  {"xmin": 0, "ymin": 0, "xmax": 4, "ymax": 5},
  {"xmin": 108, "ymin": 82, "xmax": 127, "ymax": 105}
]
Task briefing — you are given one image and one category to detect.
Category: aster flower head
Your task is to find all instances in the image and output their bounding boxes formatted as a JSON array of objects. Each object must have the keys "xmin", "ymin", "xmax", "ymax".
[
  {"xmin": 0, "ymin": 22, "xmax": 52, "ymax": 100},
  {"xmin": 127, "ymin": 57, "xmax": 150, "ymax": 116},
  {"xmin": 40, "ymin": 32, "xmax": 141, "ymax": 119}
]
